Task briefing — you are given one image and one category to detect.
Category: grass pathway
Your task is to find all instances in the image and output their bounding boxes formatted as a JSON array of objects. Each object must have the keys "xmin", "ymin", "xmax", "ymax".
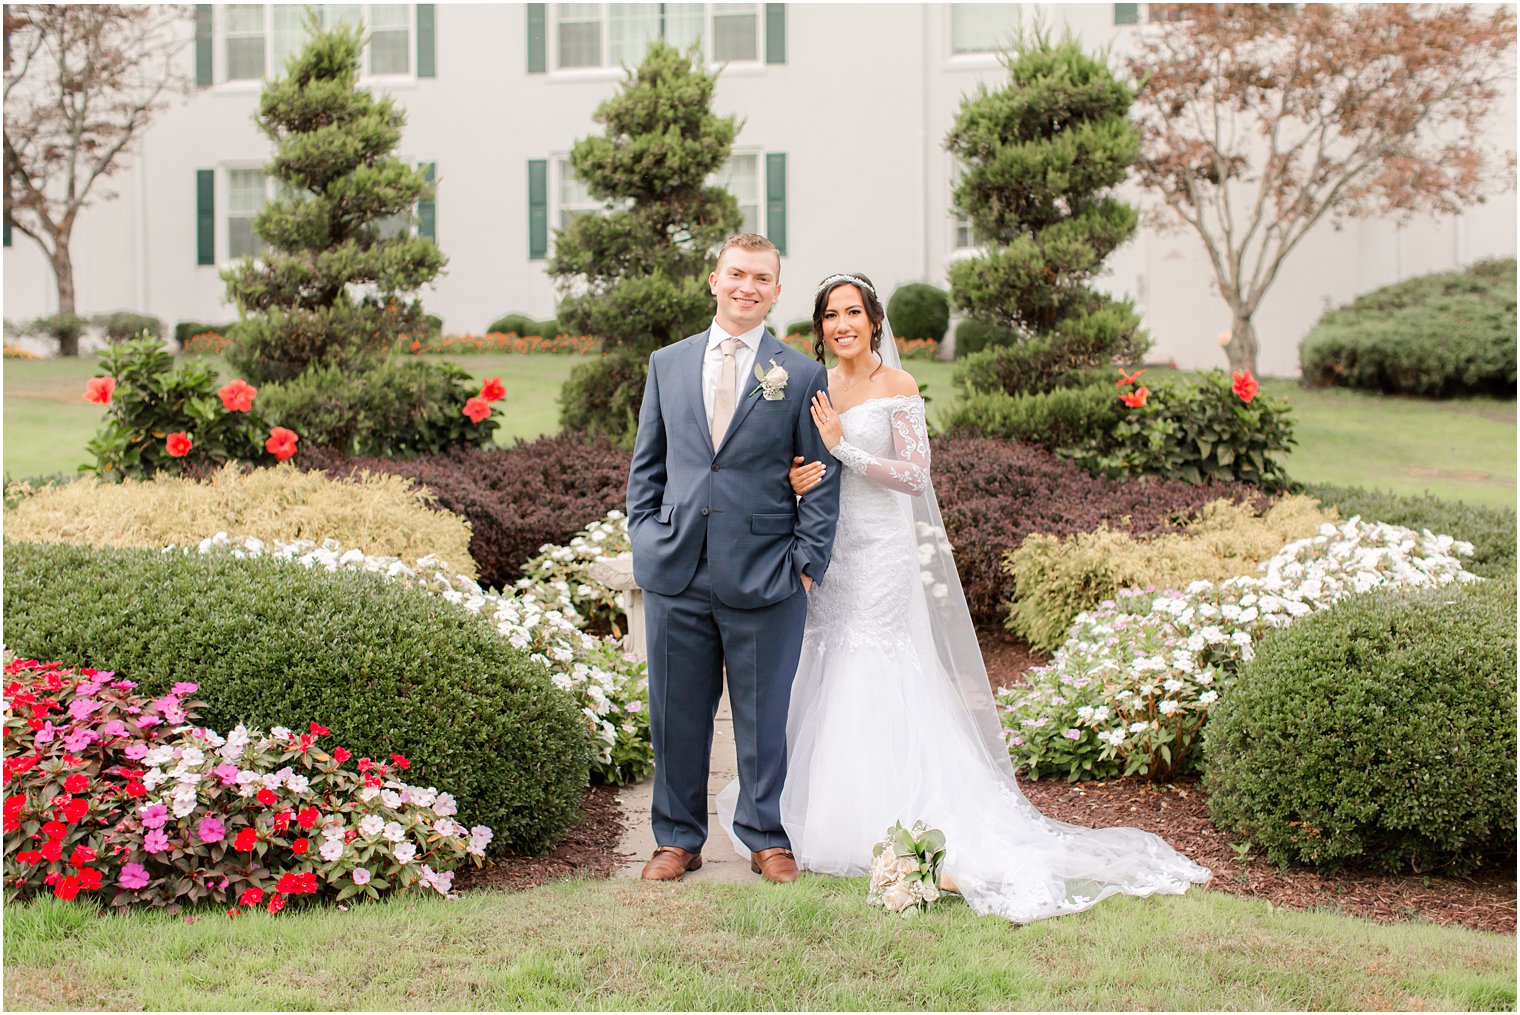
[{"xmin": 4, "ymin": 879, "xmax": 1514, "ymax": 1010}]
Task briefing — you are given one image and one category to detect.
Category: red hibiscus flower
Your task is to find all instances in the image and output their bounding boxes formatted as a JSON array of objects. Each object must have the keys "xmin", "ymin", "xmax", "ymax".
[
  {"xmin": 240, "ymin": 886, "xmax": 264, "ymax": 905},
  {"xmin": 462, "ymin": 396, "xmax": 491, "ymax": 423},
  {"xmin": 265, "ymin": 426, "xmax": 299, "ymax": 462},
  {"xmin": 218, "ymin": 378, "xmax": 258, "ymax": 412},
  {"xmin": 256, "ymin": 788, "xmax": 277, "ymax": 807},
  {"xmin": 1232, "ymin": 370, "xmax": 1259, "ymax": 403},
  {"xmin": 84, "ymin": 376, "xmax": 116, "ymax": 405},
  {"xmin": 63, "ymin": 774, "xmax": 88, "ymax": 794},
  {"xmin": 53, "ymin": 875, "xmax": 80, "ymax": 900},
  {"xmin": 234, "ymin": 828, "xmax": 258, "ymax": 851},
  {"xmin": 332, "ymin": 747, "xmax": 351, "ymax": 764},
  {"xmin": 165, "ymin": 432, "xmax": 193, "ymax": 458},
  {"xmin": 479, "ymin": 376, "xmax": 506, "ymax": 402},
  {"xmin": 1116, "ymin": 368, "xmax": 1147, "ymax": 387},
  {"xmin": 296, "ymin": 807, "xmax": 319, "ymax": 830},
  {"xmin": 69, "ymin": 845, "xmax": 96, "ymax": 867},
  {"xmin": 1119, "ymin": 386, "xmax": 1150, "ymax": 409},
  {"xmin": 291, "ymin": 837, "xmax": 309, "ymax": 855}
]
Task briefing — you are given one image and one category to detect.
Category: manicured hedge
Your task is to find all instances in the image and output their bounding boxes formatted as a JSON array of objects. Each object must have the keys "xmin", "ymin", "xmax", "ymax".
[
  {"xmin": 301, "ymin": 433, "xmax": 633, "ymax": 592},
  {"xmin": 1305, "ymin": 483, "xmax": 1515, "ymax": 580},
  {"xmin": 932, "ymin": 435, "xmax": 1268, "ymax": 628},
  {"xmin": 4, "ymin": 541, "xmax": 593, "ymax": 855},
  {"xmin": 1298, "ymin": 258, "xmax": 1516, "ymax": 397},
  {"xmin": 1204, "ymin": 577, "xmax": 1516, "ymax": 875}
]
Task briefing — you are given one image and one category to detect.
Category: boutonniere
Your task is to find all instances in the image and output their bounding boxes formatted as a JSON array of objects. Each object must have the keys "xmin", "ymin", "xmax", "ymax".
[{"xmin": 749, "ymin": 359, "xmax": 789, "ymax": 401}]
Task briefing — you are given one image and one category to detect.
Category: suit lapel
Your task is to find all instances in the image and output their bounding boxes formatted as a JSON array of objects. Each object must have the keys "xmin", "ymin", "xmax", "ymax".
[
  {"xmin": 684, "ymin": 330, "xmax": 715, "ymax": 456},
  {"xmin": 715, "ymin": 329, "xmax": 784, "ymax": 456}
]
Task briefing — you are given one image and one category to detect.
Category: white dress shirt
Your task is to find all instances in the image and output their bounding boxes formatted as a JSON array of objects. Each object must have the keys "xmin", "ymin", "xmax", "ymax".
[{"xmin": 701, "ymin": 319, "xmax": 764, "ymax": 425}]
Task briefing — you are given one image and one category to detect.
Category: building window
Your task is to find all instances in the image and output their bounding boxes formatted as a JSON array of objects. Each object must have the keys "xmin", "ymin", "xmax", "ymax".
[
  {"xmin": 552, "ymin": 3, "xmax": 761, "ymax": 70},
  {"xmin": 224, "ymin": 4, "xmax": 414, "ymax": 82},
  {"xmin": 949, "ymin": 3, "xmax": 1018, "ymax": 55},
  {"xmin": 553, "ymin": 152, "xmax": 758, "ymax": 237},
  {"xmin": 1113, "ymin": 4, "xmax": 1141, "ymax": 26},
  {"xmin": 556, "ymin": 157, "xmax": 608, "ymax": 229},
  {"xmin": 227, "ymin": 169, "xmax": 268, "ymax": 260},
  {"xmin": 950, "ymin": 161, "xmax": 974, "ymax": 249}
]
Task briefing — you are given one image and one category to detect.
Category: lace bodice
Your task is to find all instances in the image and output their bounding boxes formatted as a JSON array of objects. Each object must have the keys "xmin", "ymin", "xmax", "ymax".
[{"xmin": 829, "ymin": 396, "xmax": 930, "ymax": 496}]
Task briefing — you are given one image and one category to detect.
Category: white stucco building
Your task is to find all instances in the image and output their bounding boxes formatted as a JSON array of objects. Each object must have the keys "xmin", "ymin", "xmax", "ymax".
[{"xmin": 3, "ymin": 2, "xmax": 1515, "ymax": 377}]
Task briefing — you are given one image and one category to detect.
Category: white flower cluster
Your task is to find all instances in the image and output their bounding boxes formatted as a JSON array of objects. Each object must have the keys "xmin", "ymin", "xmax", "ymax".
[
  {"xmin": 997, "ymin": 516, "xmax": 1480, "ymax": 779},
  {"xmin": 514, "ymin": 511, "xmax": 632, "ymax": 632},
  {"xmin": 191, "ymin": 529, "xmax": 649, "ymax": 781}
]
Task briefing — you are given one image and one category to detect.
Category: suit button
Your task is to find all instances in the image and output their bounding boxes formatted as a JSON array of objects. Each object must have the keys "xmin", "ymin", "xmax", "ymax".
[
  {"xmin": 711, "ymin": 464, "xmax": 720, "ymax": 472},
  {"xmin": 700, "ymin": 507, "xmax": 710, "ymax": 516}
]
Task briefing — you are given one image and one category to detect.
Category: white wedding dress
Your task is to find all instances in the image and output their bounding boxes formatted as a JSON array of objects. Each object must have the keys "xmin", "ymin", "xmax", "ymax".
[{"xmin": 718, "ymin": 394, "xmax": 1210, "ymax": 923}]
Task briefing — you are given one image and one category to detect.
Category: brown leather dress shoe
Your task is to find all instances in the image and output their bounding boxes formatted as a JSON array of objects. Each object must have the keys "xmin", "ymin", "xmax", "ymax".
[
  {"xmin": 750, "ymin": 847, "xmax": 799, "ymax": 884},
  {"xmin": 641, "ymin": 845, "xmax": 703, "ymax": 881}
]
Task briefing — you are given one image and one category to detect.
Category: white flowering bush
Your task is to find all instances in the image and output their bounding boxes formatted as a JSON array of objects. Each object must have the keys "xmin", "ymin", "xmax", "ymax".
[
  {"xmin": 515, "ymin": 511, "xmax": 632, "ymax": 635},
  {"xmin": 192, "ymin": 532, "xmax": 652, "ymax": 786},
  {"xmin": 997, "ymin": 517, "xmax": 1482, "ymax": 781}
]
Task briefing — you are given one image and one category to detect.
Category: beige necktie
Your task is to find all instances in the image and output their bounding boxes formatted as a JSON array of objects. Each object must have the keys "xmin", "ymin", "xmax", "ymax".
[{"xmin": 710, "ymin": 337, "xmax": 741, "ymax": 447}]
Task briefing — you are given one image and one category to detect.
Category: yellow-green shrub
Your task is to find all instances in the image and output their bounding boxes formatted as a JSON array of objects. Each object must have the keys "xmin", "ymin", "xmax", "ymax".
[
  {"xmin": 3, "ymin": 463, "xmax": 476, "ymax": 576},
  {"xmin": 1003, "ymin": 496, "xmax": 1336, "ymax": 651}
]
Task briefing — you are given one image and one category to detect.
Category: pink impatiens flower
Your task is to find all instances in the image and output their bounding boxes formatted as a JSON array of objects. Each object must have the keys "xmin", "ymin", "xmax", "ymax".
[
  {"xmin": 211, "ymin": 763, "xmax": 240, "ymax": 786},
  {"xmin": 171, "ymin": 682, "xmax": 199, "ymax": 695},
  {"xmin": 142, "ymin": 829, "xmax": 170, "ymax": 854},
  {"xmin": 123, "ymin": 744, "xmax": 150, "ymax": 761},
  {"xmin": 139, "ymin": 803, "xmax": 169, "ymax": 829},
  {"xmin": 118, "ymin": 863, "xmax": 150, "ymax": 889},
  {"xmin": 352, "ymin": 867, "xmax": 372, "ymax": 886},
  {"xmin": 197, "ymin": 817, "xmax": 227, "ymax": 843}
]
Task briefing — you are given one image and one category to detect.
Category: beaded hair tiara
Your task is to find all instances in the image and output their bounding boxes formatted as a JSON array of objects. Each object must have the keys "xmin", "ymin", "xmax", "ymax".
[{"xmin": 814, "ymin": 273, "xmax": 877, "ymax": 298}]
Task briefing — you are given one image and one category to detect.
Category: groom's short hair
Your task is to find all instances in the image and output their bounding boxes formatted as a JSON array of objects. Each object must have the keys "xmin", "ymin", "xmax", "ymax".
[{"xmin": 715, "ymin": 233, "xmax": 780, "ymax": 277}]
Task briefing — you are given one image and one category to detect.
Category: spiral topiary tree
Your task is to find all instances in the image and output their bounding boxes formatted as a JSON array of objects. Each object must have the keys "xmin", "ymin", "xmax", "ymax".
[
  {"xmin": 548, "ymin": 40, "xmax": 743, "ymax": 442},
  {"xmin": 222, "ymin": 15, "xmax": 444, "ymax": 385},
  {"xmin": 945, "ymin": 24, "xmax": 1148, "ymax": 386}
]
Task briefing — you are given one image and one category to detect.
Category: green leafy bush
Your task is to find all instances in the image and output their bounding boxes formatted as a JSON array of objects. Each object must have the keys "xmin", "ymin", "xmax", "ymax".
[
  {"xmin": 26, "ymin": 312, "xmax": 89, "ymax": 357},
  {"xmin": 93, "ymin": 311, "xmax": 164, "ymax": 344},
  {"xmin": 887, "ymin": 282, "xmax": 950, "ymax": 342},
  {"xmin": 1299, "ymin": 258, "xmax": 1517, "ymax": 397},
  {"xmin": 259, "ymin": 358, "xmax": 500, "ymax": 458},
  {"xmin": 4, "ymin": 541, "xmax": 593, "ymax": 855},
  {"xmin": 784, "ymin": 319, "xmax": 813, "ymax": 338},
  {"xmin": 1304, "ymin": 483, "xmax": 1516, "ymax": 580},
  {"xmin": 558, "ymin": 351, "xmax": 648, "ymax": 446},
  {"xmin": 174, "ymin": 320, "xmax": 236, "ymax": 348},
  {"xmin": 953, "ymin": 318, "xmax": 1017, "ymax": 358},
  {"xmin": 940, "ymin": 383, "xmax": 1118, "ymax": 450},
  {"xmin": 1204, "ymin": 577, "xmax": 1516, "ymax": 875},
  {"xmin": 1070, "ymin": 370, "xmax": 1296, "ymax": 489},
  {"xmin": 487, "ymin": 313, "xmax": 541, "ymax": 336}
]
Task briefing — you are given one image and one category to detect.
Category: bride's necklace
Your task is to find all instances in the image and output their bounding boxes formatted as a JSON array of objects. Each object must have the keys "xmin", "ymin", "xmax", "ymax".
[{"xmin": 830, "ymin": 368, "xmax": 875, "ymax": 397}]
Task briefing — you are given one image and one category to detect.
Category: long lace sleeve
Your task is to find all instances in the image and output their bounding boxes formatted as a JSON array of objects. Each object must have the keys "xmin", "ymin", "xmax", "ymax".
[{"xmin": 829, "ymin": 400, "xmax": 930, "ymax": 496}]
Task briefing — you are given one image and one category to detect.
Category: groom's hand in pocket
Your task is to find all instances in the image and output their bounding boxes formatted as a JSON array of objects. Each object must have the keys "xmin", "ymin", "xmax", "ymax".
[{"xmin": 801, "ymin": 573, "xmax": 813, "ymax": 594}]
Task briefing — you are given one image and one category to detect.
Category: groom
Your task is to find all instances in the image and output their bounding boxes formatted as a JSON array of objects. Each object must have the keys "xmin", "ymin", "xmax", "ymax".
[{"xmin": 626, "ymin": 233, "xmax": 840, "ymax": 884}]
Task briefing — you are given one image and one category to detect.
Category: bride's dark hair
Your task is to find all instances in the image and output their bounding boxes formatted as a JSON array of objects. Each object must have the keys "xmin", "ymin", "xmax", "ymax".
[{"xmin": 811, "ymin": 273, "xmax": 885, "ymax": 366}]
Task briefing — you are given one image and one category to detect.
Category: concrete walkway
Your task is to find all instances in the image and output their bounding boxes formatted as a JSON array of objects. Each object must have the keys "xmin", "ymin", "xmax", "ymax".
[{"xmin": 614, "ymin": 686, "xmax": 758, "ymax": 883}]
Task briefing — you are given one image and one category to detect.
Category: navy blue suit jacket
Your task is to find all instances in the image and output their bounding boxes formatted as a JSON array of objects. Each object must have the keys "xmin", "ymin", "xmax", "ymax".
[{"xmin": 626, "ymin": 328, "xmax": 841, "ymax": 608}]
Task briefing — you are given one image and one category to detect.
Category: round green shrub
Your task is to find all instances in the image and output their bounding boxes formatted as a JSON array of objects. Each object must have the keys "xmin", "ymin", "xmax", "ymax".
[
  {"xmin": 487, "ymin": 312, "xmax": 541, "ymax": 336},
  {"xmin": 3, "ymin": 540, "xmax": 594, "ymax": 855},
  {"xmin": 939, "ymin": 383, "xmax": 1118, "ymax": 451},
  {"xmin": 173, "ymin": 319, "xmax": 236, "ymax": 348},
  {"xmin": 536, "ymin": 317, "xmax": 560, "ymax": 337},
  {"xmin": 1204, "ymin": 577, "xmax": 1517, "ymax": 875},
  {"xmin": 887, "ymin": 282, "xmax": 950, "ymax": 342},
  {"xmin": 558, "ymin": 350, "xmax": 648, "ymax": 446},
  {"xmin": 954, "ymin": 318, "xmax": 1017, "ymax": 358},
  {"xmin": 94, "ymin": 310, "xmax": 165, "ymax": 344},
  {"xmin": 784, "ymin": 319, "xmax": 813, "ymax": 338}
]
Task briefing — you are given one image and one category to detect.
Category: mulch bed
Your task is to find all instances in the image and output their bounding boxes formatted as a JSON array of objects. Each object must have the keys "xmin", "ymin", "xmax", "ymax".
[{"xmin": 458, "ymin": 634, "xmax": 1515, "ymax": 936}]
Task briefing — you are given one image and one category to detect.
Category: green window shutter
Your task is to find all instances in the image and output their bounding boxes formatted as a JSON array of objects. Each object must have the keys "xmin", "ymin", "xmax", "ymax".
[
  {"xmin": 765, "ymin": 152, "xmax": 787, "ymax": 256},
  {"xmin": 4, "ymin": 218, "xmax": 11, "ymax": 248},
  {"xmin": 417, "ymin": 5, "xmax": 436, "ymax": 77},
  {"xmin": 526, "ymin": 4, "xmax": 546, "ymax": 74},
  {"xmin": 528, "ymin": 159, "xmax": 548, "ymax": 260},
  {"xmin": 765, "ymin": 4, "xmax": 786, "ymax": 64},
  {"xmin": 196, "ymin": 169, "xmax": 215, "ymax": 265},
  {"xmin": 195, "ymin": 5, "xmax": 213, "ymax": 86},
  {"xmin": 418, "ymin": 162, "xmax": 437, "ymax": 242},
  {"xmin": 1113, "ymin": 3, "xmax": 1140, "ymax": 25}
]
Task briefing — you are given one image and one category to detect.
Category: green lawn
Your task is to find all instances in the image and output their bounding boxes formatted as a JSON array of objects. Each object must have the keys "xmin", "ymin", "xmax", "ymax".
[
  {"xmin": 3, "ymin": 354, "xmax": 1514, "ymax": 509},
  {"xmin": 4, "ymin": 878, "xmax": 1513, "ymax": 1011}
]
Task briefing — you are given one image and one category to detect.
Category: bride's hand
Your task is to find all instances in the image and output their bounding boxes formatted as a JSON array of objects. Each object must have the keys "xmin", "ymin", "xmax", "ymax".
[
  {"xmin": 789, "ymin": 455, "xmax": 825, "ymax": 496},
  {"xmin": 811, "ymin": 391, "xmax": 843, "ymax": 450}
]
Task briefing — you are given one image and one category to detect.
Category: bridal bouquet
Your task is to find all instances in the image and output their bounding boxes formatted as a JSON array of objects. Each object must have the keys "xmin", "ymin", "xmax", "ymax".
[{"xmin": 866, "ymin": 820, "xmax": 947, "ymax": 917}]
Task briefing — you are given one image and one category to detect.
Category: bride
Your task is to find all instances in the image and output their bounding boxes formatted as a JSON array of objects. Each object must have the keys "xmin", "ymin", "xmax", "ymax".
[{"xmin": 718, "ymin": 271, "xmax": 1210, "ymax": 923}]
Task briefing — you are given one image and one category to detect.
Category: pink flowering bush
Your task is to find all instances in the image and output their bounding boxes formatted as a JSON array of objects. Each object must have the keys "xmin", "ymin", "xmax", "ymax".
[{"xmin": 3, "ymin": 659, "xmax": 490, "ymax": 915}]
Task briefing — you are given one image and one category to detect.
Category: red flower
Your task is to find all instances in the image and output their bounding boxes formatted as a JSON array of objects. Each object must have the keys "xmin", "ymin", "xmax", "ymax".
[
  {"xmin": 291, "ymin": 837, "xmax": 309, "ymax": 855},
  {"xmin": 84, "ymin": 376, "xmax": 116, "ymax": 405},
  {"xmin": 390, "ymin": 753, "xmax": 410, "ymax": 770},
  {"xmin": 218, "ymin": 378, "xmax": 258, "ymax": 412},
  {"xmin": 332, "ymin": 747, "xmax": 351, "ymax": 764},
  {"xmin": 41, "ymin": 819, "xmax": 66, "ymax": 839},
  {"xmin": 363, "ymin": 773, "xmax": 382, "ymax": 789},
  {"xmin": 256, "ymin": 788, "xmax": 277, "ymax": 807},
  {"xmin": 63, "ymin": 774, "xmax": 88, "ymax": 794},
  {"xmin": 165, "ymin": 432, "xmax": 193, "ymax": 458},
  {"xmin": 273, "ymin": 810, "xmax": 291, "ymax": 834},
  {"xmin": 240, "ymin": 886, "xmax": 264, "ymax": 905},
  {"xmin": 479, "ymin": 376, "xmax": 506, "ymax": 402},
  {"xmin": 16, "ymin": 849, "xmax": 43, "ymax": 865},
  {"xmin": 226, "ymin": 907, "xmax": 242, "ymax": 919},
  {"xmin": 296, "ymin": 807, "xmax": 319, "ymax": 830},
  {"xmin": 53, "ymin": 875, "xmax": 80, "ymax": 900},
  {"xmin": 3, "ymin": 812, "xmax": 18, "ymax": 833},
  {"xmin": 1119, "ymin": 386, "xmax": 1150, "ymax": 409},
  {"xmin": 1116, "ymin": 368, "xmax": 1147, "ymax": 387},
  {"xmin": 1232, "ymin": 370, "xmax": 1259, "ymax": 403},
  {"xmin": 125, "ymin": 780, "xmax": 146, "ymax": 798},
  {"xmin": 76, "ymin": 867, "xmax": 102, "ymax": 890},
  {"xmin": 266, "ymin": 893, "xmax": 285, "ymax": 914},
  {"xmin": 462, "ymin": 396, "xmax": 491, "ymax": 423},
  {"xmin": 265, "ymin": 426, "xmax": 299, "ymax": 462},
  {"xmin": 234, "ymin": 828, "xmax": 258, "ymax": 851},
  {"xmin": 39, "ymin": 839, "xmax": 63, "ymax": 863},
  {"xmin": 60, "ymin": 798, "xmax": 88, "ymax": 823},
  {"xmin": 309, "ymin": 722, "xmax": 330, "ymax": 736},
  {"xmin": 357, "ymin": 758, "xmax": 373, "ymax": 772},
  {"xmin": 4, "ymin": 793, "xmax": 24, "ymax": 816},
  {"xmin": 68, "ymin": 845, "xmax": 96, "ymax": 867}
]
